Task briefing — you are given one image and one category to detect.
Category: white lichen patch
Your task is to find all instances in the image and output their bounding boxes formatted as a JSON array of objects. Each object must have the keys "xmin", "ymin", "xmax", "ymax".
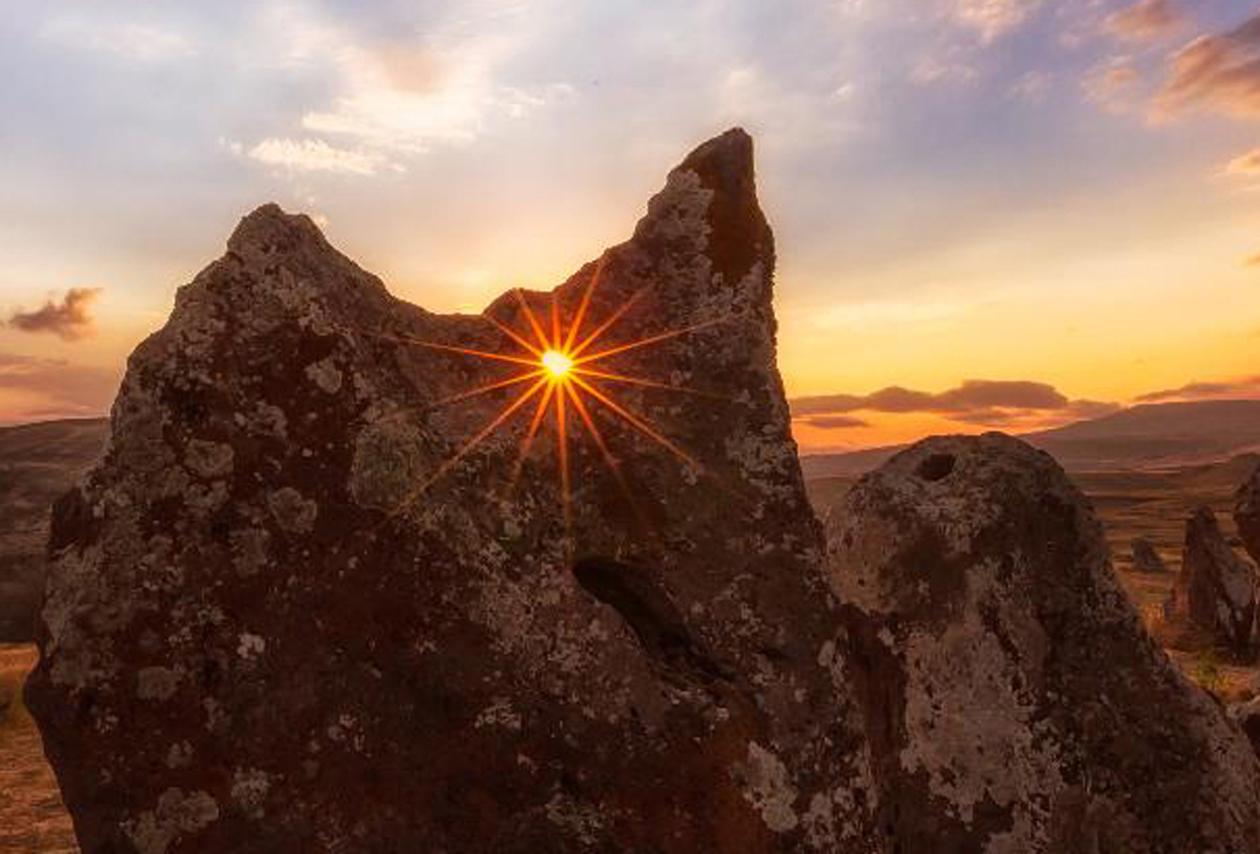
[
  {"xmin": 136, "ymin": 667, "xmax": 180, "ymax": 701},
  {"xmin": 305, "ymin": 356, "xmax": 344, "ymax": 393},
  {"xmin": 236, "ymin": 633, "xmax": 266, "ymax": 661},
  {"xmin": 184, "ymin": 439, "xmax": 234, "ymax": 480},
  {"xmin": 165, "ymin": 741, "xmax": 193, "ymax": 769},
  {"xmin": 474, "ymin": 697, "xmax": 523, "ymax": 731},
  {"xmin": 736, "ymin": 741, "xmax": 800, "ymax": 833},
  {"xmin": 123, "ymin": 788, "xmax": 220, "ymax": 854},
  {"xmin": 266, "ymin": 487, "xmax": 318, "ymax": 533},
  {"xmin": 231, "ymin": 767, "xmax": 272, "ymax": 818}
]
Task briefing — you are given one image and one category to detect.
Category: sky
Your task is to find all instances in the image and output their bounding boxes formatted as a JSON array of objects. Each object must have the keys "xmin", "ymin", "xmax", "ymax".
[{"xmin": 2, "ymin": 0, "xmax": 1260, "ymax": 451}]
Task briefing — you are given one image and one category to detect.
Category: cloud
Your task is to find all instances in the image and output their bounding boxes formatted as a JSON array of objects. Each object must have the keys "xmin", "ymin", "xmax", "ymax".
[
  {"xmin": 1244, "ymin": 252, "xmax": 1260, "ymax": 267},
  {"xmin": 1134, "ymin": 375, "xmax": 1260, "ymax": 402},
  {"xmin": 790, "ymin": 379, "xmax": 1119, "ymax": 427},
  {"xmin": 1226, "ymin": 147, "xmax": 1260, "ymax": 176},
  {"xmin": 797, "ymin": 414, "xmax": 870, "ymax": 430},
  {"xmin": 1083, "ymin": 56, "xmax": 1141, "ymax": 111},
  {"xmin": 1008, "ymin": 71, "xmax": 1054, "ymax": 101},
  {"xmin": 237, "ymin": 3, "xmax": 573, "ymax": 167},
  {"xmin": 39, "ymin": 14, "xmax": 195, "ymax": 63},
  {"xmin": 949, "ymin": 0, "xmax": 1043, "ymax": 42},
  {"xmin": 8, "ymin": 288, "xmax": 101, "ymax": 340},
  {"xmin": 246, "ymin": 138, "xmax": 387, "ymax": 175},
  {"xmin": 1105, "ymin": 0, "xmax": 1182, "ymax": 42},
  {"xmin": 1154, "ymin": 12, "xmax": 1260, "ymax": 118}
]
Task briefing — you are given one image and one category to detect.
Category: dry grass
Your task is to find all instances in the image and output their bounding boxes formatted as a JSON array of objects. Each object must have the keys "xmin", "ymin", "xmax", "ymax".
[{"xmin": 0, "ymin": 644, "xmax": 77, "ymax": 853}]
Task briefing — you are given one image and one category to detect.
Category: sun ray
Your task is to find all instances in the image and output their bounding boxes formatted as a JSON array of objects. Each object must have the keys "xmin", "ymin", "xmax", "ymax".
[
  {"xmin": 550, "ymin": 291, "xmax": 562, "ymax": 350},
  {"xmin": 563, "ymin": 381, "xmax": 648, "ymax": 529},
  {"xmin": 485, "ymin": 313, "xmax": 543, "ymax": 357},
  {"xmin": 562, "ymin": 257, "xmax": 605, "ymax": 353},
  {"xmin": 394, "ymin": 377, "xmax": 548, "ymax": 517},
  {"xmin": 568, "ymin": 285, "xmax": 650, "ymax": 358},
  {"xmin": 569, "ymin": 374, "xmax": 699, "ymax": 470},
  {"xmin": 437, "ymin": 369, "xmax": 545, "ymax": 406},
  {"xmin": 571, "ymin": 366, "xmax": 725, "ymax": 399},
  {"xmin": 555, "ymin": 380, "xmax": 572, "ymax": 537},
  {"xmin": 374, "ymin": 274, "xmax": 718, "ymax": 540},
  {"xmin": 511, "ymin": 381, "xmax": 556, "ymax": 486},
  {"xmin": 574, "ymin": 317, "xmax": 726, "ymax": 366},
  {"xmin": 514, "ymin": 288, "xmax": 553, "ymax": 350}
]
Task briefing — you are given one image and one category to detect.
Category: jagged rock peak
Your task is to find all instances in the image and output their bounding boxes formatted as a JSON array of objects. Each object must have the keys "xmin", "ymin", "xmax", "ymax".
[
  {"xmin": 28, "ymin": 131, "xmax": 878, "ymax": 853},
  {"xmin": 825, "ymin": 433, "xmax": 1260, "ymax": 852}
]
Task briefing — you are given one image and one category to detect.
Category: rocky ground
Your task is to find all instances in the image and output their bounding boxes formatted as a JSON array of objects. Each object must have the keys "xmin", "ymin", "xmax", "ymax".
[{"xmin": 0, "ymin": 645, "xmax": 75, "ymax": 853}]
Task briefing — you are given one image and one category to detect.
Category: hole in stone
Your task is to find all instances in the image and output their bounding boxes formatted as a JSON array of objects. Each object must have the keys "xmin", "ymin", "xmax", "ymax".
[
  {"xmin": 916, "ymin": 453, "xmax": 956, "ymax": 482},
  {"xmin": 572, "ymin": 557, "xmax": 729, "ymax": 684}
]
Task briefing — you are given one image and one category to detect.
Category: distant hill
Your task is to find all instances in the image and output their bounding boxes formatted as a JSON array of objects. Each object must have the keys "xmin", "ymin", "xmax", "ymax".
[
  {"xmin": 0, "ymin": 417, "xmax": 108, "ymax": 640},
  {"xmin": 801, "ymin": 399, "xmax": 1260, "ymax": 479}
]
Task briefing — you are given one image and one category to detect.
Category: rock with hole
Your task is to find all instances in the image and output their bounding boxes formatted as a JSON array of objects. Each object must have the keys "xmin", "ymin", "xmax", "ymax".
[
  {"xmin": 825, "ymin": 434, "xmax": 1260, "ymax": 852},
  {"xmin": 27, "ymin": 131, "xmax": 881, "ymax": 852}
]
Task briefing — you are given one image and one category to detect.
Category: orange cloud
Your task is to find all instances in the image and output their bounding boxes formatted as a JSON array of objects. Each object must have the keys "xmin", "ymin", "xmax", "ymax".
[
  {"xmin": 1226, "ymin": 147, "xmax": 1260, "ymax": 176},
  {"xmin": 1134, "ymin": 375, "xmax": 1260, "ymax": 402},
  {"xmin": 1155, "ymin": 13, "xmax": 1260, "ymax": 118},
  {"xmin": 1105, "ymin": 0, "xmax": 1182, "ymax": 42},
  {"xmin": 791, "ymin": 379, "xmax": 1119, "ymax": 428},
  {"xmin": 8, "ymin": 287, "xmax": 101, "ymax": 340}
]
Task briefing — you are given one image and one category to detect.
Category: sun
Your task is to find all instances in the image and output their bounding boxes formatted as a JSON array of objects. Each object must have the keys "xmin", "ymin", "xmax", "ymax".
[
  {"xmin": 358, "ymin": 257, "xmax": 725, "ymax": 539},
  {"xmin": 541, "ymin": 349, "xmax": 573, "ymax": 379}
]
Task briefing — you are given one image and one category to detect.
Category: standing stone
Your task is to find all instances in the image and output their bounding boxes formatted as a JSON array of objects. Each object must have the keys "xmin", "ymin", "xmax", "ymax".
[
  {"xmin": 1130, "ymin": 536, "xmax": 1168, "ymax": 574},
  {"xmin": 27, "ymin": 131, "xmax": 881, "ymax": 852},
  {"xmin": 1238, "ymin": 463, "xmax": 1260, "ymax": 567},
  {"xmin": 825, "ymin": 434, "xmax": 1260, "ymax": 853},
  {"xmin": 1170, "ymin": 506, "xmax": 1258, "ymax": 660}
]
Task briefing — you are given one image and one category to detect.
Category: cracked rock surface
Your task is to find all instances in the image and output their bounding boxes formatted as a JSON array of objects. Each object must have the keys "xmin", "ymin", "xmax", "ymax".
[
  {"xmin": 27, "ymin": 130, "xmax": 879, "ymax": 853},
  {"xmin": 825, "ymin": 434, "xmax": 1260, "ymax": 853}
]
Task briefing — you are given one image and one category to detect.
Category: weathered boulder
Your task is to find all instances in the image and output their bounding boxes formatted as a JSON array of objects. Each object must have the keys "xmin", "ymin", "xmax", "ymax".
[
  {"xmin": 1168, "ymin": 506, "xmax": 1258, "ymax": 659},
  {"xmin": 1238, "ymin": 463, "xmax": 1260, "ymax": 567},
  {"xmin": 825, "ymin": 434, "xmax": 1260, "ymax": 852},
  {"xmin": 1130, "ymin": 536, "xmax": 1168, "ymax": 574},
  {"xmin": 27, "ymin": 130, "xmax": 881, "ymax": 852}
]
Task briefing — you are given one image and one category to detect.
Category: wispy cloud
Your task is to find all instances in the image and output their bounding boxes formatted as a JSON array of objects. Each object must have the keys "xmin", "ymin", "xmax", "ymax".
[
  {"xmin": 797, "ymin": 414, "xmax": 870, "ymax": 430},
  {"xmin": 791, "ymin": 379, "xmax": 1118, "ymax": 428},
  {"xmin": 1083, "ymin": 55, "xmax": 1141, "ymax": 111},
  {"xmin": 39, "ymin": 14, "xmax": 195, "ymax": 63},
  {"xmin": 1134, "ymin": 375, "xmax": 1260, "ymax": 402},
  {"xmin": 7, "ymin": 288, "xmax": 101, "ymax": 341},
  {"xmin": 1154, "ymin": 12, "xmax": 1260, "ymax": 118},
  {"xmin": 246, "ymin": 138, "xmax": 388, "ymax": 175},
  {"xmin": 1104, "ymin": 0, "xmax": 1182, "ymax": 43},
  {"xmin": 237, "ymin": 3, "xmax": 573, "ymax": 169},
  {"xmin": 1225, "ymin": 147, "xmax": 1260, "ymax": 176},
  {"xmin": 949, "ymin": 0, "xmax": 1043, "ymax": 42}
]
